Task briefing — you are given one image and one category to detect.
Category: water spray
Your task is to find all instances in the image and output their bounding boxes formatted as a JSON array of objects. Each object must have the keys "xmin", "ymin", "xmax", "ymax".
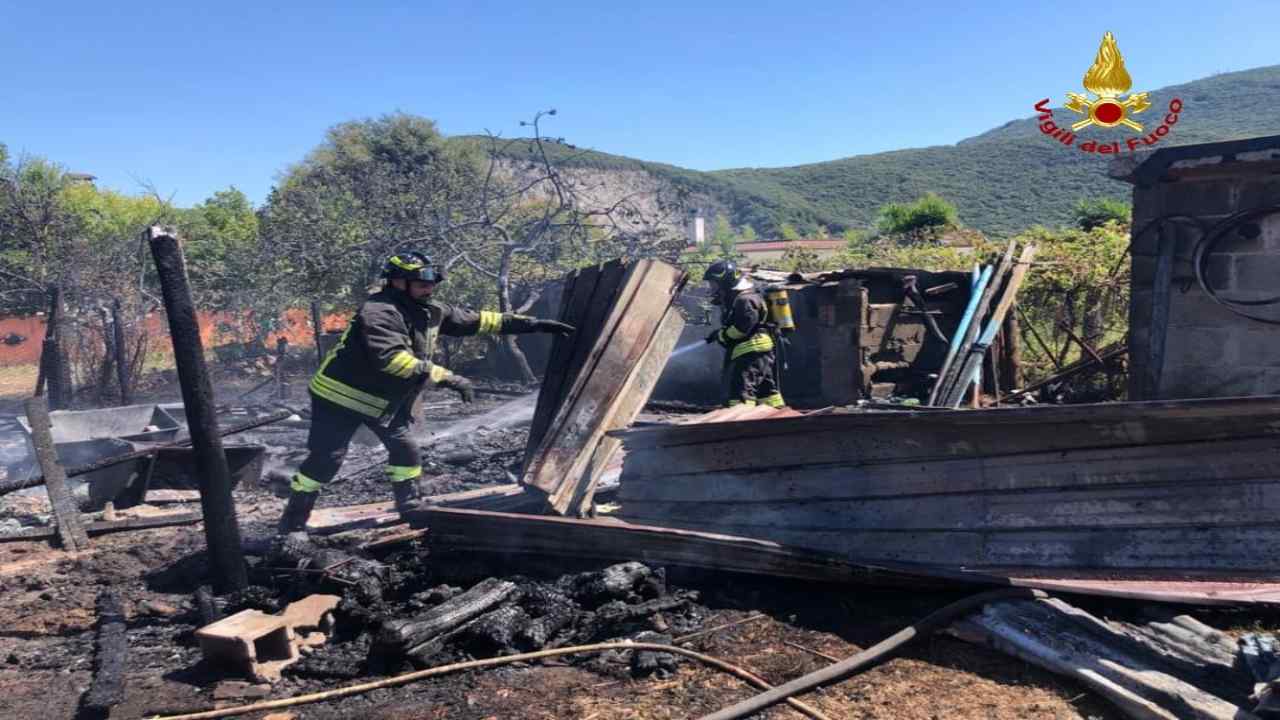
[{"xmin": 669, "ymin": 340, "xmax": 711, "ymax": 359}]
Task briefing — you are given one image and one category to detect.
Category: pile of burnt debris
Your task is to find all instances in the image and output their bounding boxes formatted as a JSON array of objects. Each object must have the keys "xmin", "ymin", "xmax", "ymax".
[{"xmin": 202, "ymin": 537, "xmax": 708, "ymax": 688}]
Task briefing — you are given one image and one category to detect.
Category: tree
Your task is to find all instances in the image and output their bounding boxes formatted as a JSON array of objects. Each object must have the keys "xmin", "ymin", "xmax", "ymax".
[
  {"xmin": 261, "ymin": 113, "xmax": 483, "ymax": 305},
  {"xmin": 264, "ymin": 110, "xmax": 685, "ymax": 383},
  {"xmin": 1015, "ymin": 222, "xmax": 1130, "ymax": 380},
  {"xmin": 0, "ymin": 155, "xmax": 82, "ymax": 313},
  {"xmin": 712, "ymin": 214, "xmax": 736, "ymax": 258},
  {"xmin": 179, "ymin": 188, "xmax": 261, "ymax": 308},
  {"xmin": 842, "ymin": 227, "xmax": 867, "ymax": 247},
  {"xmin": 876, "ymin": 192, "xmax": 960, "ymax": 238},
  {"xmin": 778, "ymin": 222, "xmax": 801, "ymax": 241},
  {"xmin": 1072, "ymin": 197, "xmax": 1130, "ymax": 231},
  {"xmin": 0, "ymin": 153, "xmax": 178, "ymax": 401},
  {"xmin": 780, "ymin": 245, "xmax": 822, "ymax": 273},
  {"xmin": 740, "ymin": 225, "xmax": 758, "ymax": 243},
  {"xmin": 439, "ymin": 110, "xmax": 685, "ymax": 380}
]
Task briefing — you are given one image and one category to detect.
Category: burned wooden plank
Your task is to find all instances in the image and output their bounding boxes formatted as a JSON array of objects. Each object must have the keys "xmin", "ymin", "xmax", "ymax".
[
  {"xmin": 0, "ymin": 511, "xmax": 202, "ymax": 543},
  {"xmin": 612, "ymin": 394, "xmax": 1280, "ymax": 454},
  {"xmin": 305, "ymin": 483, "xmax": 535, "ymax": 535},
  {"xmin": 618, "ymin": 436, "xmax": 1280, "ymax": 499},
  {"xmin": 618, "ymin": 480, "xmax": 1280, "ymax": 532},
  {"xmin": 950, "ymin": 596, "xmax": 1254, "ymax": 719},
  {"xmin": 940, "ymin": 243, "xmax": 1037, "ymax": 408},
  {"xmin": 613, "ymin": 394, "xmax": 1280, "ymax": 575},
  {"xmin": 24, "ymin": 396, "xmax": 88, "ymax": 550},
  {"xmin": 523, "ymin": 259, "xmax": 686, "ymax": 515},
  {"xmin": 79, "ymin": 590, "xmax": 128, "ymax": 719},
  {"xmin": 556, "ymin": 304, "xmax": 685, "ymax": 517},
  {"xmin": 931, "ymin": 241, "xmax": 1016, "ymax": 405},
  {"xmin": 523, "ymin": 265, "xmax": 594, "ymax": 471},
  {"xmin": 527, "ymin": 260, "xmax": 635, "ymax": 480},
  {"xmin": 408, "ymin": 506, "xmax": 948, "ymax": 587},
  {"xmin": 650, "ymin": 521, "xmax": 1280, "ymax": 572},
  {"xmin": 376, "ymin": 577, "xmax": 518, "ymax": 657},
  {"xmin": 411, "ymin": 508, "xmax": 1280, "ymax": 606}
]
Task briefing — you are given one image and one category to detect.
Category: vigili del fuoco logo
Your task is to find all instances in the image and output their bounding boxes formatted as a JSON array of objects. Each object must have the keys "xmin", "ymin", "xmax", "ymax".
[{"xmin": 1035, "ymin": 32, "xmax": 1183, "ymax": 155}]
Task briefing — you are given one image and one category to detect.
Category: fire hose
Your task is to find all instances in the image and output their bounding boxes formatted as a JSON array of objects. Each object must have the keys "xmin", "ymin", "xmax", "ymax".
[{"xmin": 145, "ymin": 640, "xmax": 833, "ymax": 720}]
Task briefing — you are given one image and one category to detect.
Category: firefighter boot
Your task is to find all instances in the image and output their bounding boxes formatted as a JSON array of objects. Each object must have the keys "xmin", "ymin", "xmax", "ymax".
[
  {"xmin": 276, "ymin": 490, "xmax": 319, "ymax": 534},
  {"xmin": 393, "ymin": 479, "xmax": 424, "ymax": 514}
]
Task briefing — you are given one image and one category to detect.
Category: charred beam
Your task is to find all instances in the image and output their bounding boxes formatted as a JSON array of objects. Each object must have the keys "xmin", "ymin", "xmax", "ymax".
[
  {"xmin": 147, "ymin": 226, "xmax": 247, "ymax": 593},
  {"xmin": 78, "ymin": 590, "xmax": 128, "ymax": 719},
  {"xmin": 377, "ymin": 577, "xmax": 518, "ymax": 656},
  {"xmin": 24, "ymin": 396, "xmax": 88, "ymax": 550}
]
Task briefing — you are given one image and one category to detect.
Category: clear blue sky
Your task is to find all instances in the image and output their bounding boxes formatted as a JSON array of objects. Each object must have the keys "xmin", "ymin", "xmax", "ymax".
[{"xmin": 3, "ymin": 0, "xmax": 1277, "ymax": 206}]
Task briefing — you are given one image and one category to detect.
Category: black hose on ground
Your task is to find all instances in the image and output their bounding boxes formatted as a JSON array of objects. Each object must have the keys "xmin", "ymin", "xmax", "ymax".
[{"xmin": 695, "ymin": 587, "xmax": 1047, "ymax": 720}]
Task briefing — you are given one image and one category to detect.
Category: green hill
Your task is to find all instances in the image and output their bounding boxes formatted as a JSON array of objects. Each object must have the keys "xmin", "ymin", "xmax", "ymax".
[{"xmin": 461, "ymin": 64, "xmax": 1280, "ymax": 238}]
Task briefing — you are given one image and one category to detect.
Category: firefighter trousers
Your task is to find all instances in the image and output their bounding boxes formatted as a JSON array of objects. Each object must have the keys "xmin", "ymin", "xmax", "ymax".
[
  {"xmin": 290, "ymin": 395, "xmax": 422, "ymax": 493},
  {"xmin": 727, "ymin": 350, "xmax": 785, "ymax": 408}
]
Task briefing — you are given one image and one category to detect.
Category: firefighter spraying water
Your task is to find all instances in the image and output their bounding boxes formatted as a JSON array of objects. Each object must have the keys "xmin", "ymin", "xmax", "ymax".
[{"xmin": 700, "ymin": 261, "xmax": 791, "ymax": 408}]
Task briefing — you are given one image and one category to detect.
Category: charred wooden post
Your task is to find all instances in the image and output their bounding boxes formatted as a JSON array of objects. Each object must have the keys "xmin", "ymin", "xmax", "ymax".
[
  {"xmin": 24, "ymin": 396, "xmax": 88, "ymax": 550},
  {"xmin": 111, "ymin": 298, "xmax": 132, "ymax": 405},
  {"xmin": 35, "ymin": 285, "xmax": 73, "ymax": 408},
  {"xmin": 999, "ymin": 310, "xmax": 1020, "ymax": 395},
  {"xmin": 95, "ymin": 306, "xmax": 116, "ymax": 406},
  {"xmin": 50, "ymin": 286, "xmax": 72, "ymax": 408},
  {"xmin": 79, "ymin": 590, "xmax": 128, "ymax": 719},
  {"xmin": 34, "ymin": 287, "xmax": 56, "ymax": 397},
  {"xmin": 147, "ymin": 226, "xmax": 248, "ymax": 593},
  {"xmin": 274, "ymin": 337, "xmax": 289, "ymax": 401},
  {"xmin": 310, "ymin": 301, "xmax": 325, "ymax": 367}
]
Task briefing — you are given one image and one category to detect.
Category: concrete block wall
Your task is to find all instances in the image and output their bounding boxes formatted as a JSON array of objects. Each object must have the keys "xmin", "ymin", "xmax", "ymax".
[{"xmin": 1123, "ymin": 146, "xmax": 1280, "ymax": 400}]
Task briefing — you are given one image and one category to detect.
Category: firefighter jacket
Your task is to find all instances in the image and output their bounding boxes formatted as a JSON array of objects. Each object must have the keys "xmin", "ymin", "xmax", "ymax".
[
  {"xmin": 309, "ymin": 289, "xmax": 533, "ymax": 422},
  {"xmin": 713, "ymin": 288, "xmax": 775, "ymax": 360}
]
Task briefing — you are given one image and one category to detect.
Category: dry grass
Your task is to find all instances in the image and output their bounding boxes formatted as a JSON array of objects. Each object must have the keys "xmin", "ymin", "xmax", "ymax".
[
  {"xmin": 0, "ymin": 364, "xmax": 37, "ymax": 397},
  {"xmin": 455, "ymin": 611, "xmax": 1120, "ymax": 720}
]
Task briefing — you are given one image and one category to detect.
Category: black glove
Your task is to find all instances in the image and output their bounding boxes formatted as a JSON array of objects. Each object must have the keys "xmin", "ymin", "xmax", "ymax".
[
  {"xmin": 705, "ymin": 329, "xmax": 722, "ymax": 345},
  {"xmin": 533, "ymin": 319, "xmax": 575, "ymax": 335},
  {"xmin": 437, "ymin": 374, "xmax": 475, "ymax": 403}
]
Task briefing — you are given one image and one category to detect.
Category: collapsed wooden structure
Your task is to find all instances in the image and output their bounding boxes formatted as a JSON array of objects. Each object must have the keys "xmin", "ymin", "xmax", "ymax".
[
  {"xmin": 738, "ymin": 265, "xmax": 1018, "ymax": 405},
  {"xmin": 611, "ymin": 395, "xmax": 1280, "ymax": 581},
  {"xmin": 520, "ymin": 258, "xmax": 687, "ymax": 515}
]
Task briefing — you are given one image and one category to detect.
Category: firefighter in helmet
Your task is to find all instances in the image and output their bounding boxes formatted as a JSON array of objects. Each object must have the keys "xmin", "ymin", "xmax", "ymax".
[
  {"xmin": 702, "ymin": 260, "xmax": 785, "ymax": 408},
  {"xmin": 276, "ymin": 250, "xmax": 574, "ymax": 534}
]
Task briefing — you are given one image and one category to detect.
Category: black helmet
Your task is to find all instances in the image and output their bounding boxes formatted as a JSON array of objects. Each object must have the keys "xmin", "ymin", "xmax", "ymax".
[
  {"xmin": 382, "ymin": 251, "xmax": 444, "ymax": 283},
  {"xmin": 702, "ymin": 259, "xmax": 740, "ymax": 292}
]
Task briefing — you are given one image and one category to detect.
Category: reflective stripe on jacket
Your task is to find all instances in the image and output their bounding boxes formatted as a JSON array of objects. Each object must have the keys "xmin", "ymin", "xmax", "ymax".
[
  {"xmin": 309, "ymin": 290, "xmax": 505, "ymax": 421},
  {"xmin": 715, "ymin": 289, "xmax": 775, "ymax": 360}
]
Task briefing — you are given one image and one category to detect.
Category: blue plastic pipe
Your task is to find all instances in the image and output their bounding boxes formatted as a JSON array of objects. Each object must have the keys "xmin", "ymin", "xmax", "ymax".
[
  {"xmin": 939, "ymin": 264, "xmax": 994, "ymax": 378},
  {"xmin": 953, "ymin": 300, "xmax": 1007, "ymax": 402}
]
